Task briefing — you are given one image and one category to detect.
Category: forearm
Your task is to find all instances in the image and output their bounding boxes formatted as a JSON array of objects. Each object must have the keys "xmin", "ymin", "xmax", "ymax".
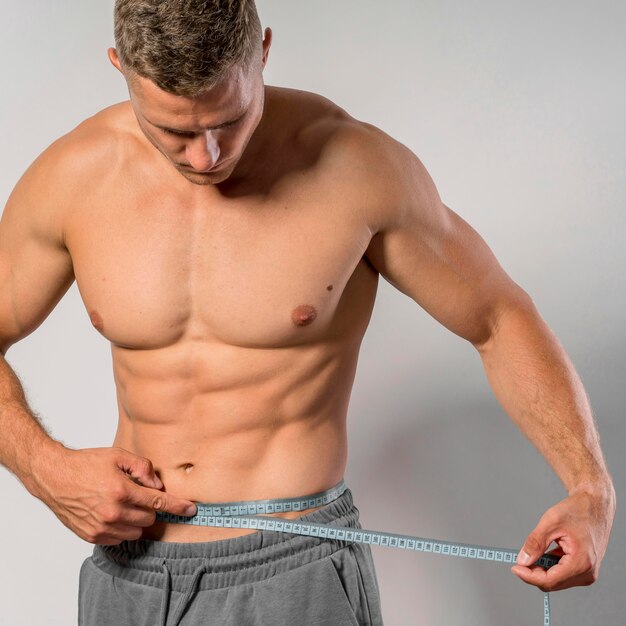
[
  {"xmin": 0, "ymin": 353, "xmax": 65, "ymax": 495},
  {"xmin": 476, "ymin": 302, "xmax": 614, "ymax": 498}
]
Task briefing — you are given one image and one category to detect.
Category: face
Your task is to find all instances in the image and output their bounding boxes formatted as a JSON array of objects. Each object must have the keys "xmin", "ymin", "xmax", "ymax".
[{"xmin": 108, "ymin": 29, "xmax": 272, "ymax": 187}]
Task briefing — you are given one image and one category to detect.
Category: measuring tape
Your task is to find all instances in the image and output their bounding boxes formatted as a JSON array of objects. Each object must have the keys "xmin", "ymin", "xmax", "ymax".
[{"xmin": 156, "ymin": 479, "xmax": 559, "ymax": 625}]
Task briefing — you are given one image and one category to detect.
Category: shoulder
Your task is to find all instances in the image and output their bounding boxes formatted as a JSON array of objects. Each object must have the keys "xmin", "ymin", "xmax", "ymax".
[
  {"xmin": 272, "ymin": 86, "xmax": 439, "ymax": 234},
  {"xmin": 14, "ymin": 101, "xmax": 131, "ymax": 195},
  {"xmin": 19, "ymin": 102, "xmax": 132, "ymax": 195},
  {"xmin": 53, "ymin": 102, "xmax": 133, "ymax": 178},
  {"xmin": 4, "ymin": 102, "xmax": 133, "ymax": 246}
]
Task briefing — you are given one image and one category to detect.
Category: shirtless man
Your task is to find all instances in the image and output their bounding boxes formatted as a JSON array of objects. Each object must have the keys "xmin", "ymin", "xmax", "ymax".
[{"xmin": 0, "ymin": 1, "xmax": 615, "ymax": 625}]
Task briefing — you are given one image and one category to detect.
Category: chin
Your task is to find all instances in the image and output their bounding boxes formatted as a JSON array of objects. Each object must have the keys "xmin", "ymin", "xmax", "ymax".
[{"xmin": 177, "ymin": 167, "xmax": 232, "ymax": 186}]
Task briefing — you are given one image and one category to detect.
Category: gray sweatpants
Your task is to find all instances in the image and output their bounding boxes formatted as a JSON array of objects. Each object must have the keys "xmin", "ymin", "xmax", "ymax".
[{"xmin": 78, "ymin": 486, "xmax": 384, "ymax": 625}]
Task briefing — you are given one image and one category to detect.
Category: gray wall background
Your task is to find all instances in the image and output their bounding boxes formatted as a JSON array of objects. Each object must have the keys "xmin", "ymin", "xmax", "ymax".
[{"xmin": 1, "ymin": 1, "xmax": 624, "ymax": 624}]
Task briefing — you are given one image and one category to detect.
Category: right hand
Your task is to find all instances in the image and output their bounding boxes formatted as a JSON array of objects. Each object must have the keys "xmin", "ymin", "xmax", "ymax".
[{"xmin": 29, "ymin": 445, "xmax": 198, "ymax": 545}]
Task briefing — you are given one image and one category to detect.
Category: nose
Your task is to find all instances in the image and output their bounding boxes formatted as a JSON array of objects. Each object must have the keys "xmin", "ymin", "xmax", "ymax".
[{"xmin": 186, "ymin": 131, "xmax": 220, "ymax": 172}]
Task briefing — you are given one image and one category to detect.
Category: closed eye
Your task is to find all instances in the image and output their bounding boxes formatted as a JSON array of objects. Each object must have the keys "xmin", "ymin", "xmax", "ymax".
[
  {"xmin": 162, "ymin": 118, "xmax": 241, "ymax": 137},
  {"xmin": 163, "ymin": 129, "xmax": 195, "ymax": 137}
]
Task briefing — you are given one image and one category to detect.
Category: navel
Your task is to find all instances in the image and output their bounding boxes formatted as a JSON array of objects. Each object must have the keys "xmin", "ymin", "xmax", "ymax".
[
  {"xmin": 179, "ymin": 463, "xmax": 195, "ymax": 474},
  {"xmin": 291, "ymin": 304, "xmax": 318, "ymax": 327},
  {"xmin": 89, "ymin": 310, "xmax": 104, "ymax": 332}
]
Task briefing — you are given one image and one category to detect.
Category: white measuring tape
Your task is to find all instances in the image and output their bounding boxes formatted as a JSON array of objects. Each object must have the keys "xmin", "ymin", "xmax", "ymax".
[{"xmin": 156, "ymin": 479, "xmax": 559, "ymax": 625}]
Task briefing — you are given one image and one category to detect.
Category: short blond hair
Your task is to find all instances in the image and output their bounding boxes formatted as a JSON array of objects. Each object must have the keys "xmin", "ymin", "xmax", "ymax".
[{"xmin": 113, "ymin": 0, "xmax": 263, "ymax": 97}]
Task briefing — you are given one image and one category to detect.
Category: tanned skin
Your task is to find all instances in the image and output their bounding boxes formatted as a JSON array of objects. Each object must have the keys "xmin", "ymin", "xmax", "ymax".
[{"xmin": 0, "ymin": 27, "xmax": 614, "ymax": 593}]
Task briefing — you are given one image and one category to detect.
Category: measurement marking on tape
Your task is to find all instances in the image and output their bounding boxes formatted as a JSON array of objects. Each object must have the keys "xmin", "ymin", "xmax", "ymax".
[{"xmin": 155, "ymin": 479, "xmax": 559, "ymax": 625}]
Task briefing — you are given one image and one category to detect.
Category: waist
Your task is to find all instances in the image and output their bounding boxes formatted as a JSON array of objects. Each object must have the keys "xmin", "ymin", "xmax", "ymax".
[
  {"xmin": 113, "ymin": 481, "xmax": 358, "ymax": 556},
  {"xmin": 139, "ymin": 473, "xmax": 347, "ymax": 542}
]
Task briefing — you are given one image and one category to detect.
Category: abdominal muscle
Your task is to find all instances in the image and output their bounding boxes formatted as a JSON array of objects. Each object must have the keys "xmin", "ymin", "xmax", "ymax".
[{"xmin": 111, "ymin": 376, "xmax": 350, "ymax": 543}]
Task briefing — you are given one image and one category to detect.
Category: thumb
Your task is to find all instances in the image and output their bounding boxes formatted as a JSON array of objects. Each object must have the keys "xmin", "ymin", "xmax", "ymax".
[
  {"xmin": 134, "ymin": 484, "xmax": 198, "ymax": 517},
  {"xmin": 517, "ymin": 529, "xmax": 551, "ymax": 567},
  {"xmin": 114, "ymin": 448, "xmax": 164, "ymax": 490}
]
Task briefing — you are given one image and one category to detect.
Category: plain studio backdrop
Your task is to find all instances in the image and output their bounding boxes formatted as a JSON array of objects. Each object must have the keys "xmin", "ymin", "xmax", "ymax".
[{"xmin": 1, "ymin": 1, "xmax": 624, "ymax": 624}]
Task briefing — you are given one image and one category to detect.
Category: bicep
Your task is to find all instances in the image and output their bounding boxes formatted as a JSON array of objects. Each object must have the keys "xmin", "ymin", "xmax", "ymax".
[
  {"xmin": 365, "ymin": 151, "xmax": 530, "ymax": 348},
  {"xmin": 0, "ymin": 150, "xmax": 75, "ymax": 355}
]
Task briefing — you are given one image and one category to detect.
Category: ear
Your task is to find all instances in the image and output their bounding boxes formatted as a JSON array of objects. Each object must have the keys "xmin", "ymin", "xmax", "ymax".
[
  {"xmin": 107, "ymin": 47, "xmax": 123, "ymax": 73},
  {"xmin": 261, "ymin": 27, "xmax": 272, "ymax": 68}
]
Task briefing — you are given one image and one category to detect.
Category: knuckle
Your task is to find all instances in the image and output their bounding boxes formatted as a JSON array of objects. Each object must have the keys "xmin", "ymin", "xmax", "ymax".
[
  {"xmin": 542, "ymin": 509, "xmax": 560, "ymax": 525},
  {"xmin": 111, "ymin": 448, "xmax": 125, "ymax": 463},
  {"xmin": 527, "ymin": 535, "xmax": 542, "ymax": 548},
  {"xmin": 100, "ymin": 506, "xmax": 120, "ymax": 524},
  {"xmin": 109, "ymin": 484, "xmax": 128, "ymax": 502},
  {"xmin": 138, "ymin": 457, "xmax": 153, "ymax": 474}
]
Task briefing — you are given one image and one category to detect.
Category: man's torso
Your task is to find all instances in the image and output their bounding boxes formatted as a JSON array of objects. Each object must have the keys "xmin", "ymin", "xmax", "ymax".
[{"xmin": 60, "ymin": 86, "xmax": 385, "ymax": 540}]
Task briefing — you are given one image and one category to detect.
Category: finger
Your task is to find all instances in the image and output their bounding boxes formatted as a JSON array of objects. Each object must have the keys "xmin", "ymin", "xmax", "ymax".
[
  {"xmin": 117, "ymin": 504, "xmax": 158, "ymax": 528},
  {"xmin": 511, "ymin": 552, "xmax": 589, "ymax": 592},
  {"xmin": 115, "ymin": 450, "xmax": 164, "ymax": 490},
  {"xmin": 130, "ymin": 485, "xmax": 198, "ymax": 517},
  {"xmin": 516, "ymin": 505, "xmax": 572, "ymax": 571},
  {"xmin": 114, "ymin": 523, "xmax": 146, "ymax": 541},
  {"xmin": 511, "ymin": 562, "xmax": 594, "ymax": 592},
  {"xmin": 517, "ymin": 534, "xmax": 556, "ymax": 569},
  {"xmin": 95, "ymin": 524, "xmax": 145, "ymax": 545},
  {"xmin": 512, "ymin": 561, "xmax": 555, "ymax": 582}
]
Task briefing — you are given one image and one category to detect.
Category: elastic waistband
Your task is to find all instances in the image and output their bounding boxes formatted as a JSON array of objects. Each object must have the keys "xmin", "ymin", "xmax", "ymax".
[{"xmin": 91, "ymin": 484, "xmax": 359, "ymax": 592}]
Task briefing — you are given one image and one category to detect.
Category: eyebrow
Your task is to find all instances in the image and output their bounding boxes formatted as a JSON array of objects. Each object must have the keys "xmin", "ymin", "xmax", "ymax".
[{"xmin": 144, "ymin": 110, "xmax": 247, "ymax": 133}]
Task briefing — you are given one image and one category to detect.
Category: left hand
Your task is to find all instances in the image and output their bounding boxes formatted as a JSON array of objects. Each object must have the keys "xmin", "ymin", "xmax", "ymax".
[{"xmin": 511, "ymin": 484, "xmax": 616, "ymax": 592}]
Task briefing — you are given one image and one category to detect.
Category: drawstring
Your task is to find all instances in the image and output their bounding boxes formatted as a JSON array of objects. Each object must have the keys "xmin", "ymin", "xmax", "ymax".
[
  {"xmin": 159, "ymin": 560, "xmax": 171, "ymax": 626},
  {"xmin": 159, "ymin": 559, "xmax": 208, "ymax": 626}
]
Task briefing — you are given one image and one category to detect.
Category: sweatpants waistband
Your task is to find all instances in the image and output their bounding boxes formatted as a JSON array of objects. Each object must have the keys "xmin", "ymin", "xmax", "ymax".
[{"xmin": 91, "ymin": 484, "xmax": 360, "ymax": 593}]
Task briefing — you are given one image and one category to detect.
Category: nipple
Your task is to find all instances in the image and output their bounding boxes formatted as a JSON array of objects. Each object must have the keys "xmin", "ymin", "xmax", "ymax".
[
  {"xmin": 291, "ymin": 304, "xmax": 318, "ymax": 327},
  {"xmin": 89, "ymin": 310, "xmax": 104, "ymax": 332}
]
